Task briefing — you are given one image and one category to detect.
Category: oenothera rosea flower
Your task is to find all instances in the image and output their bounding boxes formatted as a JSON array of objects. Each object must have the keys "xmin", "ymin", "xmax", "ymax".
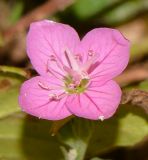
[{"xmin": 19, "ymin": 20, "xmax": 130, "ymax": 120}]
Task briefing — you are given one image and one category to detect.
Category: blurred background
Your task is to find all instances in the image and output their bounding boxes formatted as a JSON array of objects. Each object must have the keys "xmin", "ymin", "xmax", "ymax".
[{"xmin": 0, "ymin": 0, "xmax": 148, "ymax": 160}]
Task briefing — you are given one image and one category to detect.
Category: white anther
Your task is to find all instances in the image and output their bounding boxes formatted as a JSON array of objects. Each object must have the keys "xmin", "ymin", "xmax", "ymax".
[
  {"xmin": 49, "ymin": 55, "xmax": 56, "ymax": 61},
  {"xmin": 49, "ymin": 93, "xmax": 58, "ymax": 100},
  {"xmin": 49, "ymin": 20, "xmax": 54, "ymax": 23},
  {"xmin": 65, "ymin": 91, "xmax": 69, "ymax": 94},
  {"xmin": 81, "ymin": 71, "xmax": 89, "ymax": 79},
  {"xmin": 75, "ymin": 55, "xmax": 80, "ymax": 60},
  {"xmin": 38, "ymin": 81, "xmax": 50, "ymax": 90},
  {"xmin": 99, "ymin": 115, "xmax": 104, "ymax": 121},
  {"xmin": 69, "ymin": 83, "xmax": 76, "ymax": 89},
  {"xmin": 88, "ymin": 50, "xmax": 94, "ymax": 56},
  {"xmin": 46, "ymin": 20, "xmax": 55, "ymax": 23}
]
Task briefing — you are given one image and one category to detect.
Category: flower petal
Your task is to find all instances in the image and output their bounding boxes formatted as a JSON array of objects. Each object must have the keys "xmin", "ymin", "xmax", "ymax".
[
  {"xmin": 18, "ymin": 76, "xmax": 71, "ymax": 120},
  {"xmin": 27, "ymin": 20, "xmax": 80, "ymax": 75},
  {"xmin": 66, "ymin": 94, "xmax": 102, "ymax": 120},
  {"xmin": 78, "ymin": 28, "xmax": 130, "ymax": 85},
  {"xmin": 86, "ymin": 80, "xmax": 121, "ymax": 119},
  {"xmin": 66, "ymin": 80, "xmax": 121, "ymax": 120}
]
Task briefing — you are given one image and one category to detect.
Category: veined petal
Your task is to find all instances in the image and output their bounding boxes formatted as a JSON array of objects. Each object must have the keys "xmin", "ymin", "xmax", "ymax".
[
  {"xmin": 27, "ymin": 20, "xmax": 80, "ymax": 75},
  {"xmin": 66, "ymin": 80, "xmax": 121, "ymax": 120},
  {"xmin": 78, "ymin": 28, "xmax": 130, "ymax": 85},
  {"xmin": 86, "ymin": 80, "xmax": 121, "ymax": 119},
  {"xmin": 66, "ymin": 94, "xmax": 102, "ymax": 120},
  {"xmin": 18, "ymin": 76, "xmax": 71, "ymax": 120}
]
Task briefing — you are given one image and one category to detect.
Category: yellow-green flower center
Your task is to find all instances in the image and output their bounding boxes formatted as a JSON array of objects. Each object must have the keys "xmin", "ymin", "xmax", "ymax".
[{"xmin": 64, "ymin": 75, "xmax": 89, "ymax": 94}]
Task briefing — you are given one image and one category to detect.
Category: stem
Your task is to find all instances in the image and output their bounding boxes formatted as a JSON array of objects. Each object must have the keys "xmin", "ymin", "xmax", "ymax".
[
  {"xmin": 58, "ymin": 118, "xmax": 95, "ymax": 160},
  {"xmin": 61, "ymin": 139, "xmax": 88, "ymax": 160},
  {"xmin": 74, "ymin": 140, "xmax": 87, "ymax": 160}
]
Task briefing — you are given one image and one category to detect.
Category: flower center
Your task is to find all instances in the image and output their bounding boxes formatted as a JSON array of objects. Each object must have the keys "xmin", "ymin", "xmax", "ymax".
[
  {"xmin": 62, "ymin": 48, "xmax": 97, "ymax": 94},
  {"xmin": 64, "ymin": 75, "xmax": 89, "ymax": 94},
  {"xmin": 46, "ymin": 48, "xmax": 97, "ymax": 95}
]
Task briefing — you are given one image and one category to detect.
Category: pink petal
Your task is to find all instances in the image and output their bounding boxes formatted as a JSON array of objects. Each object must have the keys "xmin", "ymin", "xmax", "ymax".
[
  {"xmin": 66, "ymin": 94, "xmax": 102, "ymax": 120},
  {"xmin": 27, "ymin": 20, "xmax": 80, "ymax": 75},
  {"xmin": 78, "ymin": 28, "xmax": 130, "ymax": 85},
  {"xmin": 66, "ymin": 80, "xmax": 121, "ymax": 120},
  {"xmin": 18, "ymin": 76, "xmax": 71, "ymax": 120},
  {"xmin": 86, "ymin": 80, "xmax": 121, "ymax": 119}
]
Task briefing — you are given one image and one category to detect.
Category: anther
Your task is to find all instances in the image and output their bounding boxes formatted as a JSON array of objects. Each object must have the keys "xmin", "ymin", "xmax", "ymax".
[
  {"xmin": 48, "ymin": 20, "xmax": 55, "ymax": 23},
  {"xmin": 75, "ymin": 55, "xmax": 80, "ymax": 60},
  {"xmin": 49, "ymin": 55, "xmax": 56, "ymax": 61},
  {"xmin": 81, "ymin": 71, "xmax": 89, "ymax": 79},
  {"xmin": 88, "ymin": 50, "xmax": 94, "ymax": 56},
  {"xmin": 64, "ymin": 48, "xmax": 80, "ymax": 71},
  {"xmin": 38, "ymin": 81, "xmax": 50, "ymax": 90},
  {"xmin": 49, "ymin": 93, "xmax": 59, "ymax": 100},
  {"xmin": 99, "ymin": 115, "xmax": 104, "ymax": 121},
  {"xmin": 69, "ymin": 83, "xmax": 76, "ymax": 89}
]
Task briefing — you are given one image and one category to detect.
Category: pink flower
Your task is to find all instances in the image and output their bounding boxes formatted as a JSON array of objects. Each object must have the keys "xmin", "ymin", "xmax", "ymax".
[{"xmin": 18, "ymin": 20, "xmax": 130, "ymax": 120}]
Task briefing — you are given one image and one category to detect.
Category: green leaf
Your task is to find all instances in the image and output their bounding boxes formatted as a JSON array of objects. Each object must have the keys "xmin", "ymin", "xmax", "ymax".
[
  {"xmin": 87, "ymin": 105, "xmax": 148, "ymax": 157},
  {"xmin": 90, "ymin": 157, "xmax": 108, "ymax": 160},
  {"xmin": 50, "ymin": 116, "xmax": 74, "ymax": 136},
  {"xmin": 9, "ymin": 1, "xmax": 24, "ymax": 24},
  {"xmin": 58, "ymin": 105, "xmax": 148, "ymax": 159},
  {"xmin": 139, "ymin": 80, "xmax": 148, "ymax": 91},
  {"xmin": 72, "ymin": 0, "xmax": 122, "ymax": 20},
  {"xmin": 0, "ymin": 113, "xmax": 64, "ymax": 160},
  {"xmin": 101, "ymin": 0, "xmax": 148, "ymax": 25},
  {"xmin": 58, "ymin": 118, "xmax": 95, "ymax": 160},
  {"xmin": 130, "ymin": 38, "xmax": 148, "ymax": 63},
  {"xmin": 0, "ymin": 66, "xmax": 28, "ymax": 78},
  {"xmin": 0, "ymin": 72, "xmax": 25, "ymax": 119}
]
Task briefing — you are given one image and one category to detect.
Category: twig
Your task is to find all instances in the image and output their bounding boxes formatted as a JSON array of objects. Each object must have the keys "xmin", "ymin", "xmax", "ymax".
[
  {"xmin": 115, "ymin": 67, "xmax": 148, "ymax": 86},
  {"xmin": 121, "ymin": 89, "xmax": 148, "ymax": 113},
  {"xmin": 3, "ymin": 0, "xmax": 74, "ymax": 42}
]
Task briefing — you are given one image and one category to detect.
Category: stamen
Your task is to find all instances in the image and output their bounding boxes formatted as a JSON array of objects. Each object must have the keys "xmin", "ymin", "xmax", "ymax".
[
  {"xmin": 49, "ymin": 55, "xmax": 64, "ymax": 70},
  {"xmin": 63, "ymin": 65, "xmax": 81, "ymax": 82},
  {"xmin": 80, "ymin": 71, "xmax": 90, "ymax": 79},
  {"xmin": 47, "ymin": 58, "xmax": 64, "ymax": 80},
  {"xmin": 64, "ymin": 48, "xmax": 80, "ymax": 71},
  {"xmin": 49, "ymin": 93, "xmax": 59, "ymax": 100},
  {"xmin": 75, "ymin": 54, "xmax": 82, "ymax": 62},
  {"xmin": 75, "ymin": 55, "xmax": 79, "ymax": 60},
  {"xmin": 74, "ymin": 54, "xmax": 82, "ymax": 66},
  {"xmin": 49, "ymin": 92, "xmax": 67, "ymax": 101},
  {"xmin": 81, "ymin": 50, "xmax": 97, "ymax": 72},
  {"xmin": 88, "ymin": 50, "xmax": 94, "ymax": 56},
  {"xmin": 49, "ymin": 55, "xmax": 56, "ymax": 61},
  {"xmin": 38, "ymin": 81, "xmax": 50, "ymax": 90},
  {"xmin": 69, "ymin": 83, "xmax": 76, "ymax": 89}
]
